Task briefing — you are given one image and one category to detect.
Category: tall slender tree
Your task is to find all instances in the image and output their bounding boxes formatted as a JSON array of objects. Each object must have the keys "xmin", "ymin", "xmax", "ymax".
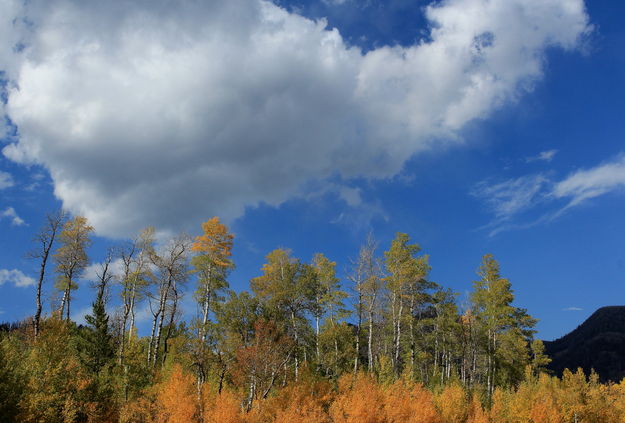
[
  {"xmin": 53, "ymin": 215, "xmax": 93, "ymax": 321},
  {"xmin": 310, "ymin": 253, "xmax": 345, "ymax": 361},
  {"xmin": 119, "ymin": 228, "xmax": 155, "ymax": 360},
  {"xmin": 147, "ymin": 234, "xmax": 191, "ymax": 367},
  {"xmin": 191, "ymin": 217, "xmax": 234, "ymax": 347},
  {"xmin": 190, "ymin": 217, "xmax": 234, "ymax": 414},
  {"xmin": 29, "ymin": 209, "xmax": 66, "ymax": 338},
  {"xmin": 359, "ymin": 236, "xmax": 384, "ymax": 373},
  {"xmin": 471, "ymin": 254, "xmax": 535, "ymax": 399},
  {"xmin": 383, "ymin": 232, "xmax": 421, "ymax": 376}
]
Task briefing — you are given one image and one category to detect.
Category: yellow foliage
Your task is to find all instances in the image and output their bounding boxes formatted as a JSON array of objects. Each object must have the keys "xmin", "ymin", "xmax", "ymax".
[
  {"xmin": 529, "ymin": 396, "xmax": 562, "ymax": 423},
  {"xmin": 467, "ymin": 394, "xmax": 488, "ymax": 423},
  {"xmin": 489, "ymin": 388, "xmax": 509, "ymax": 423},
  {"xmin": 436, "ymin": 383, "xmax": 468, "ymax": 423}
]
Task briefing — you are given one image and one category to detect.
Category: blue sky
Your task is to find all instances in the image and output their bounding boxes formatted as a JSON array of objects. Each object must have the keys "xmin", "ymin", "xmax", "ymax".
[{"xmin": 0, "ymin": 0, "xmax": 624, "ymax": 341}]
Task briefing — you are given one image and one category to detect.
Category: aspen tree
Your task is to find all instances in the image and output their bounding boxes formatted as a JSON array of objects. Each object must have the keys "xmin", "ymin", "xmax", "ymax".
[
  {"xmin": 29, "ymin": 210, "xmax": 66, "ymax": 337},
  {"xmin": 310, "ymin": 252, "xmax": 348, "ymax": 370},
  {"xmin": 54, "ymin": 216, "xmax": 93, "ymax": 321},
  {"xmin": 383, "ymin": 232, "xmax": 421, "ymax": 376},
  {"xmin": 471, "ymin": 254, "xmax": 535, "ymax": 400},
  {"xmin": 192, "ymin": 217, "xmax": 234, "ymax": 348},
  {"xmin": 250, "ymin": 248, "xmax": 311, "ymax": 381},
  {"xmin": 147, "ymin": 234, "xmax": 191, "ymax": 367}
]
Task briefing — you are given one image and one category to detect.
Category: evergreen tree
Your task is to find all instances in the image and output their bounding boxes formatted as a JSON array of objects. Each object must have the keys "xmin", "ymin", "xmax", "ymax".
[
  {"xmin": 80, "ymin": 288, "xmax": 115, "ymax": 374},
  {"xmin": 76, "ymin": 262, "xmax": 118, "ymax": 422}
]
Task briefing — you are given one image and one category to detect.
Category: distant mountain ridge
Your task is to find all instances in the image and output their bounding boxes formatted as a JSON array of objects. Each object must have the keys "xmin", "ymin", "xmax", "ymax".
[{"xmin": 544, "ymin": 306, "xmax": 625, "ymax": 382}]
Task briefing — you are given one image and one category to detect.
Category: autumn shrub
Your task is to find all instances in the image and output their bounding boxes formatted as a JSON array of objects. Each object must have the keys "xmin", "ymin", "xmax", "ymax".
[
  {"xmin": 528, "ymin": 396, "xmax": 563, "ymax": 423},
  {"xmin": 330, "ymin": 372, "xmax": 386, "ymax": 423},
  {"xmin": 489, "ymin": 373, "xmax": 564, "ymax": 423},
  {"xmin": 489, "ymin": 388, "xmax": 510, "ymax": 423},
  {"xmin": 383, "ymin": 380, "xmax": 441, "ymax": 423},
  {"xmin": 120, "ymin": 396, "xmax": 157, "ymax": 423},
  {"xmin": 436, "ymin": 383, "xmax": 469, "ymax": 423},
  {"xmin": 17, "ymin": 320, "xmax": 91, "ymax": 423},
  {"xmin": 582, "ymin": 382, "xmax": 620, "ymax": 423},
  {"xmin": 466, "ymin": 394, "xmax": 488, "ymax": 423},
  {"xmin": 154, "ymin": 364, "xmax": 198, "ymax": 423},
  {"xmin": 273, "ymin": 382, "xmax": 332, "ymax": 423},
  {"xmin": 555, "ymin": 369, "xmax": 587, "ymax": 422},
  {"xmin": 203, "ymin": 388, "xmax": 244, "ymax": 423}
]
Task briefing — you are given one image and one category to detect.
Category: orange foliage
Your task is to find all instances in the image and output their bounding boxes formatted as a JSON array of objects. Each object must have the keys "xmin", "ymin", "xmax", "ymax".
[
  {"xmin": 273, "ymin": 382, "xmax": 333, "ymax": 423},
  {"xmin": 192, "ymin": 217, "xmax": 234, "ymax": 267},
  {"xmin": 203, "ymin": 389, "xmax": 244, "ymax": 423},
  {"xmin": 384, "ymin": 381, "xmax": 441, "ymax": 423},
  {"xmin": 466, "ymin": 394, "xmax": 488, "ymax": 423},
  {"xmin": 240, "ymin": 372, "xmax": 333, "ymax": 423},
  {"xmin": 106, "ymin": 360, "xmax": 625, "ymax": 423},
  {"xmin": 436, "ymin": 383, "xmax": 469, "ymax": 423},
  {"xmin": 330, "ymin": 373, "xmax": 386, "ymax": 423},
  {"xmin": 529, "ymin": 396, "xmax": 563, "ymax": 423},
  {"xmin": 155, "ymin": 364, "xmax": 198, "ymax": 423},
  {"xmin": 329, "ymin": 375, "xmax": 442, "ymax": 423}
]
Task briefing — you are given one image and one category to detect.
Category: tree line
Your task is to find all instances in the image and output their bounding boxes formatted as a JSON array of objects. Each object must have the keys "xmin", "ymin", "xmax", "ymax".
[{"xmin": 0, "ymin": 211, "xmax": 575, "ymax": 423}]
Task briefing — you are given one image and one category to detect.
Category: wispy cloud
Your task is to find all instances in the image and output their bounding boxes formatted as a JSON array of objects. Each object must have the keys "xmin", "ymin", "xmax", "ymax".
[
  {"xmin": 526, "ymin": 149, "xmax": 558, "ymax": 163},
  {"xmin": 0, "ymin": 269, "xmax": 35, "ymax": 287},
  {"xmin": 471, "ymin": 174, "xmax": 550, "ymax": 235},
  {"xmin": 305, "ymin": 181, "xmax": 388, "ymax": 230},
  {"xmin": 552, "ymin": 154, "xmax": 625, "ymax": 208},
  {"xmin": 0, "ymin": 207, "xmax": 25, "ymax": 226},
  {"xmin": 562, "ymin": 306, "xmax": 583, "ymax": 311},
  {"xmin": 322, "ymin": 0, "xmax": 351, "ymax": 5},
  {"xmin": 472, "ymin": 174, "xmax": 550, "ymax": 220},
  {"xmin": 474, "ymin": 152, "xmax": 625, "ymax": 236},
  {"xmin": 0, "ymin": 171, "xmax": 14, "ymax": 190}
]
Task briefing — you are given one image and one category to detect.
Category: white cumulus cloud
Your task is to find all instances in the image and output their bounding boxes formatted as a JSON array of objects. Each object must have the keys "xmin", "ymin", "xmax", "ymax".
[
  {"xmin": 0, "ymin": 171, "xmax": 14, "ymax": 189},
  {"xmin": 0, "ymin": 206, "xmax": 25, "ymax": 226},
  {"xmin": 0, "ymin": 0, "xmax": 590, "ymax": 237},
  {"xmin": 81, "ymin": 257, "xmax": 125, "ymax": 284},
  {"xmin": 0, "ymin": 268, "xmax": 35, "ymax": 287}
]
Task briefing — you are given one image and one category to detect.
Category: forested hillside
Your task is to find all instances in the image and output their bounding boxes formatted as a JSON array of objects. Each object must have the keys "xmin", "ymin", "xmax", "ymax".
[
  {"xmin": 545, "ymin": 306, "xmax": 625, "ymax": 382},
  {"xmin": 0, "ymin": 212, "xmax": 621, "ymax": 423}
]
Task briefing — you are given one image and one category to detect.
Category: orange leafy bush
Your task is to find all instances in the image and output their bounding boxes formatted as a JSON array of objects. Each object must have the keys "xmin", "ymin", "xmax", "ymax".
[
  {"xmin": 384, "ymin": 380, "xmax": 441, "ymax": 423},
  {"xmin": 436, "ymin": 383, "xmax": 469, "ymax": 423},
  {"xmin": 155, "ymin": 364, "xmax": 197, "ymax": 423},
  {"xmin": 203, "ymin": 389, "xmax": 244, "ymax": 423},
  {"xmin": 330, "ymin": 373, "xmax": 386, "ymax": 423}
]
